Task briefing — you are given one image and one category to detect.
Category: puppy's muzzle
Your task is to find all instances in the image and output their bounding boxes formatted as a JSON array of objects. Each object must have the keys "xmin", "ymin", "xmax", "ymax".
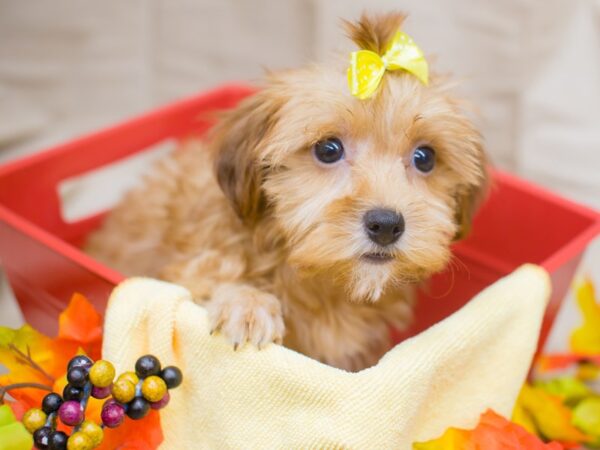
[{"xmin": 363, "ymin": 209, "xmax": 404, "ymax": 246}]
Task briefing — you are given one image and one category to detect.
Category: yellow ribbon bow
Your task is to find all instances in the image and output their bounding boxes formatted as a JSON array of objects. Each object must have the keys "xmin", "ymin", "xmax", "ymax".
[{"xmin": 347, "ymin": 30, "xmax": 429, "ymax": 100}]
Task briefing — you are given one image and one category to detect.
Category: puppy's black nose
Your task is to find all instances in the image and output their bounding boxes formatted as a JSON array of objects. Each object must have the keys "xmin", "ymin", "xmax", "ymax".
[{"xmin": 363, "ymin": 209, "xmax": 404, "ymax": 246}]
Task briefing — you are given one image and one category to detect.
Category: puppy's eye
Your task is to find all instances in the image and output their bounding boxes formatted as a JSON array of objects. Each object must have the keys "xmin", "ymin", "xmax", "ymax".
[
  {"xmin": 313, "ymin": 137, "xmax": 344, "ymax": 164},
  {"xmin": 412, "ymin": 146, "xmax": 435, "ymax": 173}
]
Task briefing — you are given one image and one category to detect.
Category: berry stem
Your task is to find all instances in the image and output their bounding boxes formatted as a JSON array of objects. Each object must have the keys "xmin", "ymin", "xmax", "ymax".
[
  {"xmin": 74, "ymin": 381, "xmax": 93, "ymax": 433},
  {"xmin": 0, "ymin": 382, "xmax": 53, "ymax": 404},
  {"xmin": 80, "ymin": 382, "xmax": 92, "ymax": 412},
  {"xmin": 45, "ymin": 411, "xmax": 56, "ymax": 428}
]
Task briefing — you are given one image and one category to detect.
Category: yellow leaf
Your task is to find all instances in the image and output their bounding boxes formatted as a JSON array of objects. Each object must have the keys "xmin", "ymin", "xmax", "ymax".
[
  {"xmin": 570, "ymin": 279, "xmax": 600, "ymax": 354},
  {"xmin": 515, "ymin": 383, "xmax": 592, "ymax": 443},
  {"xmin": 0, "ymin": 325, "xmax": 57, "ymax": 395},
  {"xmin": 512, "ymin": 401, "xmax": 538, "ymax": 435},
  {"xmin": 413, "ymin": 427, "xmax": 470, "ymax": 449}
]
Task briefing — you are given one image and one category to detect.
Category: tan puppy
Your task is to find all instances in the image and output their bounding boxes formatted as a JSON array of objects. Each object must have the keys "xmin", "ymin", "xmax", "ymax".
[{"xmin": 87, "ymin": 13, "xmax": 488, "ymax": 371}]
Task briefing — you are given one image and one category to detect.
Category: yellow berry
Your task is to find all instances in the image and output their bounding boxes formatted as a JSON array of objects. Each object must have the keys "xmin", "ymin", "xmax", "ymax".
[
  {"xmin": 79, "ymin": 420, "xmax": 104, "ymax": 447},
  {"xmin": 89, "ymin": 360, "xmax": 115, "ymax": 388},
  {"xmin": 117, "ymin": 371, "xmax": 139, "ymax": 386},
  {"xmin": 111, "ymin": 379, "xmax": 136, "ymax": 403},
  {"xmin": 141, "ymin": 375, "xmax": 167, "ymax": 403},
  {"xmin": 22, "ymin": 408, "xmax": 46, "ymax": 433},
  {"xmin": 67, "ymin": 431, "xmax": 94, "ymax": 450}
]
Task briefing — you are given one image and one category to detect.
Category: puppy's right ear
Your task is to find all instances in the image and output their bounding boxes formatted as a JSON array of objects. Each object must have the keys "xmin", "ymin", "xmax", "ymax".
[{"xmin": 212, "ymin": 91, "xmax": 282, "ymax": 226}]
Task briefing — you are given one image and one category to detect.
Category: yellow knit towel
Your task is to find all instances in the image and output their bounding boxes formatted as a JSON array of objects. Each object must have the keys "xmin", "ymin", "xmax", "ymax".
[{"xmin": 102, "ymin": 264, "xmax": 551, "ymax": 449}]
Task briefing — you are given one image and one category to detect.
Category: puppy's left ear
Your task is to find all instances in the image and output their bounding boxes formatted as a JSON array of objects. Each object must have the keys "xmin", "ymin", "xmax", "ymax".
[
  {"xmin": 454, "ymin": 166, "xmax": 490, "ymax": 241},
  {"xmin": 211, "ymin": 90, "xmax": 283, "ymax": 226}
]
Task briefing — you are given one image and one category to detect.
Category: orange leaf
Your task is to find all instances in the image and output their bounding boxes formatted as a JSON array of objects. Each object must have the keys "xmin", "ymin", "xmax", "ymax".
[
  {"xmin": 57, "ymin": 293, "xmax": 103, "ymax": 359},
  {"xmin": 413, "ymin": 410, "xmax": 562, "ymax": 449},
  {"xmin": 98, "ymin": 410, "xmax": 163, "ymax": 450},
  {"xmin": 472, "ymin": 410, "xmax": 563, "ymax": 449},
  {"xmin": 536, "ymin": 353, "xmax": 600, "ymax": 373}
]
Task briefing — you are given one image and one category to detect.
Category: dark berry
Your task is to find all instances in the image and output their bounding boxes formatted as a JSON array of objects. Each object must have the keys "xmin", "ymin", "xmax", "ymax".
[
  {"xmin": 126, "ymin": 397, "xmax": 150, "ymax": 420},
  {"xmin": 33, "ymin": 426, "xmax": 52, "ymax": 450},
  {"xmin": 67, "ymin": 355, "xmax": 93, "ymax": 372},
  {"xmin": 160, "ymin": 366, "xmax": 183, "ymax": 389},
  {"xmin": 67, "ymin": 367, "xmax": 88, "ymax": 388},
  {"xmin": 41, "ymin": 393, "xmax": 63, "ymax": 414},
  {"xmin": 63, "ymin": 384, "xmax": 83, "ymax": 401},
  {"xmin": 48, "ymin": 431, "xmax": 68, "ymax": 450},
  {"xmin": 135, "ymin": 355, "xmax": 161, "ymax": 378}
]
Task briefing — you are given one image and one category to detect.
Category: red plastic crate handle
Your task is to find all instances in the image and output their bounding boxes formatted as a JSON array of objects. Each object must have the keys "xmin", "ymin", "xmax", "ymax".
[{"xmin": 0, "ymin": 85, "xmax": 256, "ymax": 240}]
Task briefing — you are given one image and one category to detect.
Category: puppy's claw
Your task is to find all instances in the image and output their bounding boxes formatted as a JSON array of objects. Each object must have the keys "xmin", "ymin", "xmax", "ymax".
[
  {"xmin": 209, "ymin": 328, "xmax": 215, "ymax": 335},
  {"xmin": 206, "ymin": 284, "xmax": 285, "ymax": 352}
]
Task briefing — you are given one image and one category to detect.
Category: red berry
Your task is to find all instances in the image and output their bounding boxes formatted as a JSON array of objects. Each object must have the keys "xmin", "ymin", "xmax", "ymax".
[
  {"xmin": 58, "ymin": 401, "xmax": 83, "ymax": 426},
  {"xmin": 91, "ymin": 385, "xmax": 111, "ymax": 399},
  {"xmin": 101, "ymin": 402, "xmax": 125, "ymax": 428}
]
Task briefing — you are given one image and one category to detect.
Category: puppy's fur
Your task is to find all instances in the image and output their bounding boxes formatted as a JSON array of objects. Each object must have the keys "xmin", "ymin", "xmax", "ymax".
[{"xmin": 87, "ymin": 13, "xmax": 488, "ymax": 371}]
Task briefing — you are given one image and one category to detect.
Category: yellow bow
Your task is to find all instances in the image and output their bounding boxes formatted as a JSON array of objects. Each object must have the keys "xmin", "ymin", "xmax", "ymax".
[{"xmin": 347, "ymin": 30, "xmax": 429, "ymax": 100}]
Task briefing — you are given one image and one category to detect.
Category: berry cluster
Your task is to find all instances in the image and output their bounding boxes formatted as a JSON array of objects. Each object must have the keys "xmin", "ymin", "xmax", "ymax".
[{"xmin": 21, "ymin": 354, "xmax": 182, "ymax": 450}]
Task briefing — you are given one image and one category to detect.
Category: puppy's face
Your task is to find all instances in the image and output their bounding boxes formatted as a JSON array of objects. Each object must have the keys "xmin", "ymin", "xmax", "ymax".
[{"xmin": 213, "ymin": 15, "xmax": 488, "ymax": 302}]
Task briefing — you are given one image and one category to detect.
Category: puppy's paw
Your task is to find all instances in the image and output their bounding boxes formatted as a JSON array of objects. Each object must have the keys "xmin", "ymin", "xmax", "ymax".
[{"xmin": 206, "ymin": 283, "xmax": 285, "ymax": 349}]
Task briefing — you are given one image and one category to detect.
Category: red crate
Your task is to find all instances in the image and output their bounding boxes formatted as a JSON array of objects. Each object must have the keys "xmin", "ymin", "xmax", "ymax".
[{"xmin": 1, "ymin": 84, "xmax": 599, "ymax": 351}]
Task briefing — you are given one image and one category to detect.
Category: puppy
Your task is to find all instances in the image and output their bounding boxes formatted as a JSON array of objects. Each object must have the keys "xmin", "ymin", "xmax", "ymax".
[{"xmin": 87, "ymin": 12, "xmax": 488, "ymax": 371}]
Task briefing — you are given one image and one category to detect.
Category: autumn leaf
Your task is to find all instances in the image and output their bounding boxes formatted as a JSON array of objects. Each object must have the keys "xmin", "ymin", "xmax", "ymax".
[
  {"xmin": 571, "ymin": 397, "xmax": 600, "ymax": 447},
  {"xmin": 570, "ymin": 278, "xmax": 600, "ymax": 355},
  {"xmin": 98, "ymin": 409, "xmax": 163, "ymax": 450},
  {"xmin": 513, "ymin": 383, "xmax": 592, "ymax": 444},
  {"xmin": 512, "ymin": 400, "xmax": 538, "ymax": 435},
  {"xmin": 0, "ymin": 404, "xmax": 32, "ymax": 450},
  {"xmin": 534, "ymin": 377, "xmax": 594, "ymax": 406},
  {"xmin": 0, "ymin": 292, "xmax": 104, "ymax": 410},
  {"xmin": 57, "ymin": 292, "xmax": 103, "ymax": 355},
  {"xmin": 413, "ymin": 427, "xmax": 470, "ymax": 450},
  {"xmin": 576, "ymin": 361, "xmax": 600, "ymax": 381},
  {"xmin": 0, "ymin": 325, "xmax": 56, "ymax": 407},
  {"xmin": 0, "ymin": 292, "xmax": 164, "ymax": 449},
  {"xmin": 413, "ymin": 410, "xmax": 562, "ymax": 449}
]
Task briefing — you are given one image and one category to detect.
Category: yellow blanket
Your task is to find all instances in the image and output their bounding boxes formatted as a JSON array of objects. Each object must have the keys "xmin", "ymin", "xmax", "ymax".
[{"xmin": 102, "ymin": 264, "xmax": 551, "ymax": 449}]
